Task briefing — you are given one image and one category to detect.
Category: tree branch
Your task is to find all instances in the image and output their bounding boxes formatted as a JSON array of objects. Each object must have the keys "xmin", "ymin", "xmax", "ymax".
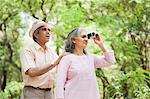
[{"xmin": 41, "ymin": 0, "xmax": 47, "ymax": 21}]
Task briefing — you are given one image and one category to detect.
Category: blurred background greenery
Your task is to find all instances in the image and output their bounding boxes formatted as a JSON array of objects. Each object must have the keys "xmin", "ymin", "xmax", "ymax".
[{"xmin": 0, "ymin": 0, "xmax": 150, "ymax": 99}]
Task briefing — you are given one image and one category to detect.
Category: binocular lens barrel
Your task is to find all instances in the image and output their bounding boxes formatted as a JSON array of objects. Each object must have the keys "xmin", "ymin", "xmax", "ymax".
[{"xmin": 87, "ymin": 32, "xmax": 98, "ymax": 39}]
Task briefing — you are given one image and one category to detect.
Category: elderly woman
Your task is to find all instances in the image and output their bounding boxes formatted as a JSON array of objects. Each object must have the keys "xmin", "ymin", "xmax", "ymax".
[{"xmin": 55, "ymin": 28, "xmax": 115, "ymax": 99}]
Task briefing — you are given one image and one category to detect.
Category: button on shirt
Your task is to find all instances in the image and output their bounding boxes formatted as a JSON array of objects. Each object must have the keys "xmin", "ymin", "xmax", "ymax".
[{"xmin": 20, "ymin": 42, "xmax": 58, "ymax": 89}]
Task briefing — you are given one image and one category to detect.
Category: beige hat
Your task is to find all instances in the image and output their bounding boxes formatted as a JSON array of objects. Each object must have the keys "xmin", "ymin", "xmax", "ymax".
[{"xmin": 29, "ymin": 20, "xmax": 51, "ymax": 38}]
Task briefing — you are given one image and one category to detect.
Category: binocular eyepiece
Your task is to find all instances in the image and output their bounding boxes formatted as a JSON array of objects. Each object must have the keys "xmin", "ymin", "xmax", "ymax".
[{"xmin": 87, "ymin": 32, "xmax": 98, "ymax": 39}]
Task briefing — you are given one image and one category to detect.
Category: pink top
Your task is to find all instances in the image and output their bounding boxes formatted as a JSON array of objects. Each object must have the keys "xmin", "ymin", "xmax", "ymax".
[
  {"xmin": 55, "ymin": 51, "xmax": 115, "ymax": 99},
  {"xmin": 20, "ymin": 42, "xmax": 58, "ymax": 88}
]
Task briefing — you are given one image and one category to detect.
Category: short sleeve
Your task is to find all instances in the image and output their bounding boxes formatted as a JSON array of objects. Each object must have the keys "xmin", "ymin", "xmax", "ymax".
[{"xmin": 20, "ymin": 49, "xmax": 36, "ymax": 73}]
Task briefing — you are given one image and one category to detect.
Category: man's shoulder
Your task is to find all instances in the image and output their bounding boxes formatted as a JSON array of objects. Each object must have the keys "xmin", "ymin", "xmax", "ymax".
[{"xmin": 21, "ymin": 43, "xmax": 35, "ymax": 53}]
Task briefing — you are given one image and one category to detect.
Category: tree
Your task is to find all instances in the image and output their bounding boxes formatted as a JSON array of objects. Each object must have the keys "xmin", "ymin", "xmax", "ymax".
[{"xmin": 0, "ymin": 0, "xmax": 25, "ymax": 91}]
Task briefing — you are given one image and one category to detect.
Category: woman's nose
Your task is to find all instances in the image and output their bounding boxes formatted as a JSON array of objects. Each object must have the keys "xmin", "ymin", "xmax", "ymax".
[{"xmin": 84, "ymin": 37, "xmax": 88, "ymax": 40}]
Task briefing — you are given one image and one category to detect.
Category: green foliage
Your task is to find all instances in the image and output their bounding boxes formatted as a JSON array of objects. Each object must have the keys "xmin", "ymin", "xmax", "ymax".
[
  {"xmin": 0, "ymin": 91, "xmax": 8, "ymax": 99},
  {"xmin": 0, "ymin": 81, "xmax": 23, "ymax": 99},
  {"xmin": 105, "ymin": 68, "xmax": 150, "ymax": 99},
  {"xmin": 0, "ymin": 0, "xmax": 25, "ymax": 85},
  {"xmin": 61, "ymin": 5, "xmax": 86, "ymax": 30}
]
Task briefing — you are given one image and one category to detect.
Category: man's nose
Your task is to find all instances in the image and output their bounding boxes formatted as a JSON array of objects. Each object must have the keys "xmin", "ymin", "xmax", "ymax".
[{"xmin": 46, "ymin": 29, "xmax": 50, "ymax": 34}]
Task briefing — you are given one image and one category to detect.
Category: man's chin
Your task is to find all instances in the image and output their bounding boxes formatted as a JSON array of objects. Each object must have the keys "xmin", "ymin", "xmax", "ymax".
[{"xmin": 45, "ymin": 39, "xmax": 49, "ymax": 43}]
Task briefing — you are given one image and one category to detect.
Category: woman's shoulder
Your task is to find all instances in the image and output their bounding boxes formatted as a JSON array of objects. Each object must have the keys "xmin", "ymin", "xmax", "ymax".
[
  {"xmin": 59, "ymin": 54, "xmax": 75, "ymax": 64},
  {"xmin": 62, "ymin": 54, "xmax": 74, "ymax": 59}
]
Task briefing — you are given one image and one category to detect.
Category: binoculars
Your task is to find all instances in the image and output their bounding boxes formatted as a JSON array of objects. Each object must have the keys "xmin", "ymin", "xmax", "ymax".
[{"xmin": 87, "ymin": 32, "xmax": 98, "ymax": 39}]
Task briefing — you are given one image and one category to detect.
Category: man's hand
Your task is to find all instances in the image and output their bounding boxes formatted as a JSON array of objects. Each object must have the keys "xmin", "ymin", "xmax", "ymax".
[{"xmin": 53, "ymin": 52, "xmax": 71, "ymax": 66}]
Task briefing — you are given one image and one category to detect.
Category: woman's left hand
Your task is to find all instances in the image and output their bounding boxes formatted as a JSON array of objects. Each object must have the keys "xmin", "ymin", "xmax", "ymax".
[{"xmin": 93, "ymin": 33, "xmax": 109, "ymax": 52}]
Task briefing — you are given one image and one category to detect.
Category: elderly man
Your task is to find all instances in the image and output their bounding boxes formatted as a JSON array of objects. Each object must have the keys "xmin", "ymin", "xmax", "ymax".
[{"xmin": 20, "ymin": 20, "xmax": 63, "ymax": 99}]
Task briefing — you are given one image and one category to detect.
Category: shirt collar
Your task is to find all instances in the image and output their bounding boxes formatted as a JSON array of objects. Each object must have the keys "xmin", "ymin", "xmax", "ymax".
[{"xmin": 33, "ymin": 42, "xmax": 48, "ymax": 51}]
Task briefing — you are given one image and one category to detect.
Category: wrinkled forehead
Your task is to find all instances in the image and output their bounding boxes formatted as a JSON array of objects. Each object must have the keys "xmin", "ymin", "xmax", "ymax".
[
  {"xmin": 38, "ymin": 25, "xmax": 50, "ymax": 31},
  {"xmin": 43, "ymin": 24, "xmax": 50, "ymax": 28},
  {"xmin": 35, "ymin": 25, "xmax": 49, "ymax": 31}
]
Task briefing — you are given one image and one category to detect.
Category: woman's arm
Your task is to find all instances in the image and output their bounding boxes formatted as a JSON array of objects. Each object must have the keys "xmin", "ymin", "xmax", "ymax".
[
  {"xmin": 55, "ymin": 56, "xmax": 71, "ymax": 99},
  {"xmin": 93, "ymin": 51, "xmax": 115, "ymax": 68},
  {"xmin": 92, "ymin": 34, "xmax": 116, "ymax": 68}
]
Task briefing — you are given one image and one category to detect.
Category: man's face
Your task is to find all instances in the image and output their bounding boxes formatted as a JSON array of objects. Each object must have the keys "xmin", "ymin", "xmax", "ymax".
[{"xmin": 35, "ymin": 25, "xmax": 51, "ymax": 44}]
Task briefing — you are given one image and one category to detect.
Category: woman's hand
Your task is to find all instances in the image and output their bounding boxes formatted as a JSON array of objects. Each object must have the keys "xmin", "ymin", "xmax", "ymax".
[
  {"xmin": 93, "ymin": 34, "xmax": 109, "ymax": 52},
  {"xmin": 93, "ymin": 34, "xmax": 103, "ymax": 46}
]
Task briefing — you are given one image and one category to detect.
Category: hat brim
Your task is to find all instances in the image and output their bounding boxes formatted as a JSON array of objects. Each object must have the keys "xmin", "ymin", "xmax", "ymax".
[{"xmin": 29, "ymin": 21, "xmax": 53, "ymax": 38}]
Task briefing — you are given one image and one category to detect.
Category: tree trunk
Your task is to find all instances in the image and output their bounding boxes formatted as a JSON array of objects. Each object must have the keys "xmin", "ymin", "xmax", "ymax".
[
  {"xmin": 1, "ymin": 69, "xmax": 7, "ymax": 91},
  {"xmin": 102, "ymin": 80, "xmax": 106, "ymax": 99}
]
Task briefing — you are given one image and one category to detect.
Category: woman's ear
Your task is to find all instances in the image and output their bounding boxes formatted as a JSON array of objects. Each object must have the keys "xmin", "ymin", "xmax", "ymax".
[{"xmin": 71, "ymin": 38, "xmax": 76, "ymax": 44}]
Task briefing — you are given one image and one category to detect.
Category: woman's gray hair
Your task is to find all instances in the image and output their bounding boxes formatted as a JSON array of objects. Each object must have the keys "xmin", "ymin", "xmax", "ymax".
[{"xmin": 65, "ymin": 28, "xmax": 87, "ymax": 54}]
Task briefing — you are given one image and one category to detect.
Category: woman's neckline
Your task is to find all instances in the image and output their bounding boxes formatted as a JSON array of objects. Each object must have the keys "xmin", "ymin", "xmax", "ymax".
[{"xmin": 72, "ymin": 53, "xmax": 86, "ymax": 57}]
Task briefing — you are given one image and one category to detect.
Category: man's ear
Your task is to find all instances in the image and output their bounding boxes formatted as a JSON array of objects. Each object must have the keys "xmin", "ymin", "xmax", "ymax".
[{"xmin": 33, "ymin": 32, "xmax": 38, "ymax": 39}]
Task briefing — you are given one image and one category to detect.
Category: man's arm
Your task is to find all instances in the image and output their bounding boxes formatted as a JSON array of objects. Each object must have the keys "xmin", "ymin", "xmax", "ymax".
[{"xmin": 26, "ymin": 55, "xmax": 63, "ymax": 77}]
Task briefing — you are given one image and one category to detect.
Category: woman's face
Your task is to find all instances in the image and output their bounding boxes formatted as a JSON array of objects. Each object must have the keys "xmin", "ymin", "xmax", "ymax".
[{"xmin": 73, "ymin": 32, "xmax": 88, "ymax": 49}]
